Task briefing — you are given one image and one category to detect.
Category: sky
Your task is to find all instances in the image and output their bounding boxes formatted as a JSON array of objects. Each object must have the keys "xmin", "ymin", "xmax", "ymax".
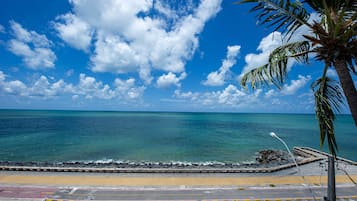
[{"xmin": 0, "ymin": 0, "xmax": 354, "ymax": 113}]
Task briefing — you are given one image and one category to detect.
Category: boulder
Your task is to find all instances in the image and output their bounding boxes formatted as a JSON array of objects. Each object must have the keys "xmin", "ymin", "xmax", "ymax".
[{"xmin": 255, "ymin": 149, "xmax": 292, "ymax": 167}]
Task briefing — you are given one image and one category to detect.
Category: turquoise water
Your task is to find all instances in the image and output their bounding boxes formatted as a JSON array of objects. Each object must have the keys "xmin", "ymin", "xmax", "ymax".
[{"xmin": 0, "ymin": 110, "xmax": 356, "ymax": 163}]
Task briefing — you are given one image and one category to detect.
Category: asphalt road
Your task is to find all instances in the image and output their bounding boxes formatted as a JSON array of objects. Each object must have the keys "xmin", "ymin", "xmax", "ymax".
[
  {"xmin": 1, "ymin": 185, "xmax": 357, "ymax": 201},
  {"xmin": 49, "ymin": 186, "xmax": 357, "ymax": 200}
]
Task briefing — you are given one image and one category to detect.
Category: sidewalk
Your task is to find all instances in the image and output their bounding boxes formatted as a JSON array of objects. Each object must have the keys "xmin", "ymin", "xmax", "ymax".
[{"xmin": 1, "ymin": 172, "xmax": 357, "ymax": 188}]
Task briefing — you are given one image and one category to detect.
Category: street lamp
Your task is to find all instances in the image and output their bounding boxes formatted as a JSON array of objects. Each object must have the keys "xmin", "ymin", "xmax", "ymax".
[
  {"xmin": 269, "ymin": 132, "xmax": 299, "ymax": 171},
  {"xmin": 269, "ymin": 132, "xmax": 317, "ymax": 201}
]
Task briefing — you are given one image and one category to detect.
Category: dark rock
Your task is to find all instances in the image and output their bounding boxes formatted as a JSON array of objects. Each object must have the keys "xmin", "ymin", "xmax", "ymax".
[{"xmin": 255, "ymin": 149, "xmax": 292, "ymax": 167}]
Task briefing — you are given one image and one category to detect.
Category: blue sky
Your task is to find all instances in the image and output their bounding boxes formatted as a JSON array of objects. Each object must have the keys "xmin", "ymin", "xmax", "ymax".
[{"xmin": 0, "ymin": 0, "xmax": 353, "ymax": 113}]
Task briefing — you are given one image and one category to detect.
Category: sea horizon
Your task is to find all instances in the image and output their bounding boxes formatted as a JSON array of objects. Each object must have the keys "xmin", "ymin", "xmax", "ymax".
[{"xmin": 0, "ymin": 108, "xmax": 354, "ymax": 115}]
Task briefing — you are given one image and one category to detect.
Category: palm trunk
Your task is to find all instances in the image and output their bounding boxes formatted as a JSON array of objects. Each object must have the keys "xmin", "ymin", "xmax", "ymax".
[{"xmin": 334, "ymin": 59, "xmax": 357, "ymax": 126}]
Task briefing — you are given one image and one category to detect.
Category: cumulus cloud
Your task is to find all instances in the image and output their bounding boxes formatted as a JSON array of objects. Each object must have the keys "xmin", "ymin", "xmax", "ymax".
[
  {"xmin": 327, "ymin": 69, "xmax": 338, "ymax": 77},
  {"xmin": 54, "ymin": 0, "xmax": 222, "ymax": 84},
  {"xmin": 0, "ymin": 72, "xmax": 72, "ymax": 98},
  {"xmin": 263, "ymin": 75, "xmax": 311, "ymax": 97},
  {"xmin": 0, "ymin": 71, "xmax": 145, "ymax": 102},
  {"xmin": 173, "ymin": 74, "xmax": 312, "ymax": 111},
  {"xmin": 0, "ymin": 24, "xmax": 5, "ymax": 33},
  {"xmin": 238, "ymin": 13, "xmax": 320, "ymax": 82},
  {"xmin": 238, "ymin": 32, "xmax": 283, "ymax": 80},
  {"xmin": 174, "ymin": 84, "xmax": 262, "ymax": 109},
  {"xmin": 54, "ymin": 13, "xmax": 93, "ymax": 51},
  {"xmin": 264, "ymin": 89, "xmax": 276, "ymax": 99},
  {"xmin": 76, "ymin": 73, "xmax": 145, "ymax": 100},
  {"xmin": 156, "ymin": 72, "xmax": 187, "ymax": 88},
  {"xmin": 174, "ymin": 89, "xmax": 199, "ymax": 101},
  {"xmin": 0, "ymin": 71, "xmax": 5, "ymax": 81},
  {"xmin": 77, "ymin": 73, "xmax": 115, "ymax": 99},
  {"xmin": 114, "ymin": 77, "xmax": 146, "ymax": 99},
  {"xmin": 203, "ymin": 45, "xmax": 240, "ymax": 86},
  {"xmin": 7, "ymin": 21, "xmax": 56, "ymax": 69},
  {"xmin": 281, "ymin": 75, "xmax": 311, "ymax": 95},
  {"xmin": 66, "ymin": 69, "xmax": 74, "ymax": 77}
]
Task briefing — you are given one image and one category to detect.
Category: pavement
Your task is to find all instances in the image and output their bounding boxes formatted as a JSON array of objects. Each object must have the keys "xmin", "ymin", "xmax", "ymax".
[
  {"xmin": 1, "ymin": 185, "xmax": 356, "ymax": 201},
  {"xmin": 0, "ymin": 172, "xmax": 357, "ymax": 187}
]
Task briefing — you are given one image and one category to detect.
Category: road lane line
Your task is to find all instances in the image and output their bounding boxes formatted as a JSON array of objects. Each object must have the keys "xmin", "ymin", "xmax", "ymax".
[{"xmin": 68, "ymin": 187, "xmax": 77, "ymax": 195}]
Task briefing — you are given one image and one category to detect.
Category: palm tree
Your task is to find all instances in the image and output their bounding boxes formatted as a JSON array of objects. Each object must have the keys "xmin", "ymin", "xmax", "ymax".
[{"xmin": 238, "ymin": 0, "xmax": 356, "ymax": 155}]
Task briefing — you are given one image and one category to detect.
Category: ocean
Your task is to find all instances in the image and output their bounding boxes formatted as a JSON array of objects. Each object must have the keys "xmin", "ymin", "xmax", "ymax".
[{"xmin": 0, "ymin": 110, "xmax": 356, "ymax": 164}]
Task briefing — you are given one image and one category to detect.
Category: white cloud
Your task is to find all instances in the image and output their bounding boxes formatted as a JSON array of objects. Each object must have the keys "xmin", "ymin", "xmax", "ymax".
[
  {"xmin": 0, "ymin": 71, "xmax": 5, "ymax": 81},
  {"xmin": 54, "ymin": 13, "xmax": 93, "ymax": 51},
  {"xmin": 0, "ymin": 71, "xmax": 145, "ymax": 102},
  {"xmin": 264, "ymin": 89, "xmax": 276, "ymax": 99},
  {"xmin": 54, "ymin": 0, "xmax": 222, "ymax": 84},
  {"xmin": 156, "ymin": 72, "xmax": 187, "ymax": 88},
  {"xmin": 217, "ymin": 84, "xmax": 246, "ymax": 105},
  {"xmin": 238, "ymin": 32, "xmax": 283, "ymax": 80},
  {"xmin": 263, "ymin": 75, "xmax": 311, "ymax": 97},
  {"xmin": 0, "ymin": 72, "xmax": 72, "ymax": 98},
  {"xmin": 77, "ymin": 73, "xmax": 116, "ymax": 99},
  {"xmin": 114, "ymin": 77, "xmax": 146, "ymax": 99},
  {"xmin": 282, "ymin": 75, "xmax": 311, "ymax": 95},
  {"xmin": 174, "ymin": 89, "xmax": 199, "ymax": 101},
  {"xmin": 175, "ymin": 84, "xmax": 262, "ymax": 109},
  {"xmin": 90, "ymin": 32, "xmax": 141, "ymax": 74},
  {"xmin": 72, "ymin": 94, "xmax": 79, "ymax": 101},
  {"xmin": 66, "ymin": 69, "xmax": 74, "ymax": 77},
  {"xmin": 8, "ymin": 21, "xmax": 56, "ymax": 69},
  {"xmin": 327, "ymin": 69, "xmax": 338, "ymax": 77},
  {"xmin": 173, "ymin": 74, "xmax": 312, "ymax": 112},
  {"xmin": 238, "ymin": 13, "xmax": 320, "ymax": 84},
  {"xmin": 0, "ymin": 24, "xmax": 5, "ymax": 33},
  {"xmin": 203, "ymin": 45, "xmax": 240, "ymax": 86},
  {"xmin": 154, "ymin": 0, "xmax": 197, "ymax": 22},
  {"xmin": 2, "ymin": 80, "xmax": 27, "ymax": 96}
]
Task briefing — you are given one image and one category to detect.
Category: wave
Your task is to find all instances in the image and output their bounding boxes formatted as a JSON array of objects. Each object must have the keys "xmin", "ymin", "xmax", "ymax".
[
  {"xmin": 0, "ymin": 150, "xmax": 294, "ymax": 169},
  {"xmin": 0, "ymin": 159, "xmax": 259, "ymax": 169}
]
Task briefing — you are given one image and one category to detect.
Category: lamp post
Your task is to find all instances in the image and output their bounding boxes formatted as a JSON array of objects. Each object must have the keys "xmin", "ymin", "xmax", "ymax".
[
  {"xmin": 269, "ymin": 132, "xmax": 299, "ymax": 171},
  {"xmin": 269, "ymin": 132, "xmax": 318, "ymax": 201},
  {"xmin": 327, "ymin": 155, "xmax": 336, "ymax": 201}
]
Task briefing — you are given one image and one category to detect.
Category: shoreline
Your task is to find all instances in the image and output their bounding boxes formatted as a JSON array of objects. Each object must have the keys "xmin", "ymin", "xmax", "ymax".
[
  {"xmin": 1, "ymin": 147, "xmax": 350, "ymax": 174},
  {"xmin": 1, "ymin": 147, "xmax": 356, "ymax": 192}
]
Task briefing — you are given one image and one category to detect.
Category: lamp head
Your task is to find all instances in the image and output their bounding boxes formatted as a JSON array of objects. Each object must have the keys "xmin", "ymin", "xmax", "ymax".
[{"xmin": 269, "ymin": 132, "xmax": 277, "ymax": 138}]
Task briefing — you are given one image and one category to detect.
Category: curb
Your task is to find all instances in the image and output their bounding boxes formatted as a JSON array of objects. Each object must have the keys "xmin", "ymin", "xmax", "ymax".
[{"xmin": 42, "ymin": 195, "xmax": 357, "ymax": 201}]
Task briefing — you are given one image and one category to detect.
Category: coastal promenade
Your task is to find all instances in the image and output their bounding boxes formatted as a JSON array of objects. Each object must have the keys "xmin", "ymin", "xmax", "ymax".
[{"xmin": 0, "ymin": 147, "xmax": 356, "ymax": 201}]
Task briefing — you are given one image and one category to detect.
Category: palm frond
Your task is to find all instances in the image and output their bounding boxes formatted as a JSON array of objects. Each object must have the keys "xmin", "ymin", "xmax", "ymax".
[
  {"xmin": 304, "ymin": 0, "xmax": 357, "ymax": 18},
  {"xmin": 311, "ymin": 76, "xmax": 345, "ymax": 155},
  {"xmin": 240, "ymin": 64, "xmax": 271, "ymax": 90},
  {"xmin": 241, "ymin": 41, "xmax": 311, "ymax": 89},
  {"xmin": 304, "ymin": 0, "xmax": 356, "ymax": 11},
  {"xmin": 272, "ymin": 41, "xmax": 311, "ymax": 63},
  {"xmin": 238, "ymin": 0, "xmax": 311, "ymax": 40}
]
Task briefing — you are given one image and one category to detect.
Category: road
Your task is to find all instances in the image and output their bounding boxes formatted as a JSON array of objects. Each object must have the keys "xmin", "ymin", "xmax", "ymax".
[{"xmin": 1, "ymin": 185, "xmax": 357, "ymax": 201}]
